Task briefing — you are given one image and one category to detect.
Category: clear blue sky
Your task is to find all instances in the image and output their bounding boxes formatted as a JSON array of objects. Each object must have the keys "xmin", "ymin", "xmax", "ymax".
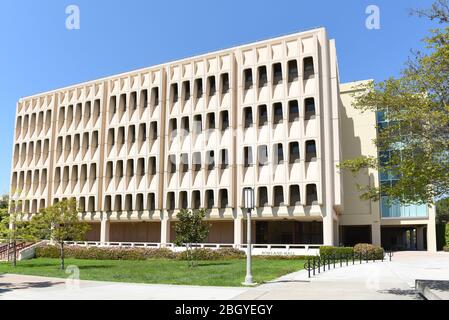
[{"xmin": 0, "ymin": 0, "xmax": 438, "ymax": 193}]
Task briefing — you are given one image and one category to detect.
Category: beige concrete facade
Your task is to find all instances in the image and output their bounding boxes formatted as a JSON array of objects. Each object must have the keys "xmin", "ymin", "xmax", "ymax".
[{"xmin": 8, "ymin": 27, "xmax": 437, "ymax": 251}]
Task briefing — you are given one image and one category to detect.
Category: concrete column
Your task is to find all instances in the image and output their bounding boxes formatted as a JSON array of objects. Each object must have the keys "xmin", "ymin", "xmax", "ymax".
[
  {"xmin": 323, "ymin": 206, "xmax": 335, "ymax": 246},
  {"xmin": 371, "ymin": 222, "xmax": 381, "ymax": 246},
  {"xmin": 234, "ymin": 217, "xmax": 243, "ymax": 247},
  {"xmin": 161, "ymin": 214, "xmax": 171, "ymax": 246},
  {"xmin": 427, "ymin": 205, "xmax": 437, "ymax": 253},
  {"xmin": 416, "ymin": 226, "xmax": 425, "ymax": 251},
  {"xmin": 100, "ymin": 219, "xmax": 110, "ymax": 243}
]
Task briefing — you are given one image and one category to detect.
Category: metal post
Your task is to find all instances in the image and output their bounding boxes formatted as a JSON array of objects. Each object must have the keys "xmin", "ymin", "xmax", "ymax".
[
  {"xmin": 333, "ymin": 254, "xmax": 336, "ymax": 268},
  {"xmin": 313, "ymin": 257, "xmax": 316, "ymax": 276},
  {"xmin": 307, "ymin": 258, "xmax": 311, "ymax": 278},
  {"xmin": 323, "ymin": 257, "xmax": 326, "ymax": 271},
  {"xmin": 243, "ymin": 208, "xmax": 254, "ymax": 285},
  {"xmin": 339, "ymin": 253, "xmax": 342, "ymax": 267}
]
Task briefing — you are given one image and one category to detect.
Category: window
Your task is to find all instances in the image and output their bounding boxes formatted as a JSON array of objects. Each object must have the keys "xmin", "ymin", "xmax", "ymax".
[
  {"xmin": 221, "ymin": 73, "xmax": 230, "ymax": 94},
  {"xmin": 289, "ymin": 100, "xmax": 299, "ymax": 122},
  {"xmin": 258, "ymin": 187, "xmax": 268, "ymax": 207},
  {"xmin": 244, "ymin": 107, "xmax": 253, "ymax": 128},
  {"xmin": 244, "ymin": 146, "xmax": 253, "ymax": 167},
  {"xmin": 206, "ymin": 150, "xmax": 215, "ymax": 171},
  {"xmin": 170, "ymin": 84, "xmax": 178, "ymax": 104},
  {"xmin": 180, "ymin": 191, "xmax": 188, "ymax": 209},
  {"xmin": 220, "ymin": 149, "xmax": 229, "ymax": 169},
  {"xmin": 119, "ymin": 94, "xmax": 127, "ymax": 117},
  {"xmin": 180, "ymin": 153, "xmax": 189, "ymax": 173},
  {"xmin": 114, "ymin": 195, "xmax": 122, "ymax": 212},
  {"xmin": 273, "ymin": 103, "xmax": 283, "ymax": 124},
  {"xmin": 168, "ymin": 155, "xmax": 176, "ymax": 174},
  {"xmin": 258, "ymin": 105, "xmax": 268, "ymax": 126},
  {"xmin": 193, "ymin": 152, "xmax": 202, "ymax": 172},
  {"xmin": 306, "ymin": 140, "xmax": 317, "ymax": 162},
  {"xmin": 244, "ymin": 69, "xmax": 253, "ymax": 90},
  {"xmin": 182, "ymin": 81, "xmax": 191, "ymax": 101},
  {"xmin": 219, "ymin": 189, "xmax": 228, "ymax": 208},
  {"xmin": 288, "ymin": 60, "xmax": 299, "ymax": 82},
  {"xmin": 192, "ymin": 191, "xmax": 201, "ymax": 209},
  {"xmin": 193, "ymin": 115, "xmax": 202, "ymax": 134},
  {"xmin": 275, "ymin": 144, "xmax": 284, "ymax": 164},
  {"xmin": 116, "ymin": 161, "xmax": 123, "ymax": 179},
  {"xmin": 306, "ymin": 184, "xmax": 318, "ymax": 205},
  {"xmin": 150, "ymin": 122, "xmax": 158, "ymax": 140},
  {"xmin": 181, "ymin": 117, "xmax": 190, "ymax": 135},
  {"xmin": 258, "ymin": 145, "xmax": 268, "ymax": 166},
  {"xmin": 128, "ymin": 125, "xmax": 136, "ymax": 145},
  {"xmin": 290, "ymin": 185, "xmax": 301, "ymax": 206},
  {"xmin": 148, "ymin": 157, "xmax": 156, "ymax": 175},
  {"xmin": 169, "ymin": 119, "xmax": 177, "ymax": 137},
  {"xmin": 289, "ymin": 142, "xmax": 300, "ymax": 163},
  {"xmin": 305, "ymin": 98, "xmax": 316, "ymax": 120},
  {"xmin": 104, "ymin": 196, "xmax": 112, "ymax": 212},
  {"xmin": 206, "ymin": 190, "xmax": 214, "ymax": 209},
  {"xmin": 195, "ymin": 79, "xmax": 203, "ymax": 98},
  {"xmin": 272, "ymin": 63, "xmax": 283, "ymax": 85},
  {"xmin": 273, "ymin": 186, "xmax": 284, "ymax": 206},
  {"xmin": 136, "ymin": 194, "xmax": 144, "ymax": 211},
  {"xmin": 207, "ymin": 113, "xmax": 216, "ymax": 130},
  {"xmin": 220, "ymin": 111, "xmax": 229, "ymax": 131},
  {"xmin": 147, "ymin": 193, "xmax": 155, "ymax": 211},
  {"xmin": 167, "ymin": 192, "xmax": 175, "ymax": 210},
  {"xmin": 304, "ymin": 57, "xmax": 315, "ymax": 79},
  {"xmin": 136, "ymin": 158, "xmax": 145, "ymax": 177},
  {"xmin": 130, "ymin": 91, "xmax": 137, "ymax": 111},
  {"xmin": 141, "ymin": 89, "xmax": 148, "ymax": 109},
  {"xmin": 258, "ymin": 66, "xmax": 267, "ymax": 88},
  {"xmin": 208, "ymin": 76, "xmax": 216, "ymax": 96},
  {"xmin": 151, "ymin": 87, "xmax": 159, "ymax": 106}
]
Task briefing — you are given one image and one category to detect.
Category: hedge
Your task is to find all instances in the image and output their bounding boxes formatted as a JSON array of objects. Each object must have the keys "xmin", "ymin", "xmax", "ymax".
[
  {"xmin": 319, "ymin": 244, "xmax": 385, "ymax": 260},
  {"xmin": 354, "ymin": 243, "xmax": 384, "ymax": 260},
  {"xmin": 446, "ymin": 223, "xmax": 449, "ymax": 247},
  {"xmin": 444, "ymin": 246, "xmax": 449, "ymax": 252},
  {"xmin": 35, "ymin": 245, "xmax": 318, "ymax": 261},
  {"xmin": 319, "ymin": 246, "xmax": 354, "ymax": 258}
]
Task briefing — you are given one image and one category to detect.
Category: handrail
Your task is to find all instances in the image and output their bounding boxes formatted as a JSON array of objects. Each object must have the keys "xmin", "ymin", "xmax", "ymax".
[{"xmin": 304, "ymin": 251, "xmax": 394, "ymax": 278}]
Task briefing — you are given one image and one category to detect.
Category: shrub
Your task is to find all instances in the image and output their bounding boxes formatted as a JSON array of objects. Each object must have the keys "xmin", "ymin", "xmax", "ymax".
[
  {"xmin": 36, "ymin": 245, "xmax": 175, "ymax": 260},
  {"xmin": 446, "ymin": 223, "xmax": 449, "ymax": 247},
  {"xmin": 319, "ymin": 246, "xmax": 354, "ymax": 258},
  {"xmin": 444, "ymin": 246, "xmax": 449, "ymax": 252},
  {"xmin": 354, "ymin": 243, "xmax": 384, "ymax": 260},
  {"xmin": 177, "ymin": 248, "xmax": 245, "ymax": 261}
]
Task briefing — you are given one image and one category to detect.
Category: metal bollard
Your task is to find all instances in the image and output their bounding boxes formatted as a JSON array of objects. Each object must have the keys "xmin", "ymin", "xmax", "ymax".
[
  {"xmin": 352, "ymin": 253, "xmax": 355, "ymax": 265},
  {"xmin": 340, "ymin": 253, "xmax": 342, "ymax": 267},
  {"xmin": 333, "ymin": 254, "xmax": 336, "ymax": 268},
  {"xmin": 313, "ymin": 257, "xmax": 316, "ymax": 276},
  {"xmin": 346, "ymin": 254, "xmax": 348, "ymax": 266},
  {"xmin": 318, "ymin": 258, "xmax": 321, "ymax": 273},
  {"xmin": 307, "ymin": 258, "xmax": 311, "ymax": 278},
  {"xmin": 323, "ymin": 257, "xmax": 326, "ymax": 271}
]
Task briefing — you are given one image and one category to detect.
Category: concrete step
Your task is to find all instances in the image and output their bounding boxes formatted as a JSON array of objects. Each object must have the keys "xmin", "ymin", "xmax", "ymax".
[{"xmin": 416, "ymin": 280, "xmax": 449, "ymax": 300}]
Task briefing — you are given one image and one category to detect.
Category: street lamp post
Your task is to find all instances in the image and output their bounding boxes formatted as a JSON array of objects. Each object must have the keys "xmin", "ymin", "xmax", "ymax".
[{"xmin": 243, "ymin": 187, "xmax": 256, "ymax": 286}]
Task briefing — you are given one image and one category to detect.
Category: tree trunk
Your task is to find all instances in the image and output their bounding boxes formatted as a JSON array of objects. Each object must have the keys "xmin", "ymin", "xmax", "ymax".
[
  {"xmin": 12, "ymin": 240, "xmax": 17, "ymax": 267},
  {"xmin": 6, "ymin": 241, "xmax": 10, "ymax": 263},
  {"xmin": 60, "ymin": 242, "xmax": 65, "ymax": 270}
]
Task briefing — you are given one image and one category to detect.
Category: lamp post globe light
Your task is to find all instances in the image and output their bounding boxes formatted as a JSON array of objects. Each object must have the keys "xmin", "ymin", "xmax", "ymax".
[{"xmin": 243, "ymin": 187, "xmax": 256, "ymax": 286}]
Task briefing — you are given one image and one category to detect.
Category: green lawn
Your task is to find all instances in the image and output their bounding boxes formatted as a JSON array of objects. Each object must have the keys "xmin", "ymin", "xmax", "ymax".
[{"xmin": 0, "ymin": 258, "xmax": 305, "ymax": 287}]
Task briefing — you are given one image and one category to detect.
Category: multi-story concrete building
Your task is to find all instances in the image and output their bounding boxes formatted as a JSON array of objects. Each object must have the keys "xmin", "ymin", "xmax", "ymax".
[{"xmin": 9, "ymin": 27, "xmax": 437, "ymax": 253}]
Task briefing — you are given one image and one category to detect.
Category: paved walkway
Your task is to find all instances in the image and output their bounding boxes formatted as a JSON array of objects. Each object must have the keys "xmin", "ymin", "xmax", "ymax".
[{"xmin": 0, "ymin": 252, "xmax": 448, "ymax": 300}]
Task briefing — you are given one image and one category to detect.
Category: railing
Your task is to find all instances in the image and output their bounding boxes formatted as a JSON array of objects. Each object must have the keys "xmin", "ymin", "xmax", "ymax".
[
  {"xmin": 0, "ymin": 241, "xmax": 36, "ymax": 261},
  {"xmin": 63, "ymin": 241, "xmax": 321, "ymax": 256},
  {"xmin": 304, "ymin": 251, "xmax": 394, "ymax": 278}
]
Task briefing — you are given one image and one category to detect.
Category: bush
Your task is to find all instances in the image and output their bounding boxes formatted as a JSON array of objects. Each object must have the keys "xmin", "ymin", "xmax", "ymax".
[
  {"xmin": 177, "ymin": 248, "xmax": 245, "ymax": 261},
  {"xmin": 446, "ymin": 223, "xmax": 449, "ymax": 247},
  {"xmin": 443, "ymin": 246, "xmax": 449, "ymax": 252},
  {"xmin": 319, "ymin": 246, "xmax": 354, "ymax": 258},
  {"xmin": 36, "ymin": 245, "xmax": 175, "ymax": 260},
  {"xmin": 354, "ymin": 243, "xmax": 384, "ymax": 260}
]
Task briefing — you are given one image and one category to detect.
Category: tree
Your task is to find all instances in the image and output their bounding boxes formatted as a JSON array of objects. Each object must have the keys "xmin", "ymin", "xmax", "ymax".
[
  {"xmin": 339, "ymin": 1, "xmax": 449, "ymax": 206},
  {"xmin": 29, "ymin": 198, "xmax": 90, "ymax": 270},
  {"xmin": 436, "ymin": 198, "xmax": 449, "ymax": 224},
  {"xmin": 0, "ymin": 194, "xmax": 9, "ymax": 209},
  {"xmin": 173, "ymin": 209, "xmax": 211, "ymax": 267}
]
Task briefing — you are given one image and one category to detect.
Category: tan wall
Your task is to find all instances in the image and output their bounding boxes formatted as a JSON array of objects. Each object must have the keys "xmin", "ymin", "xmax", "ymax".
[
  {"xmin": 339, "ymin": 81, "xmax": 380, "ymax": 226},
  {"xmin": 110, "ymin": 222, "xmax": 161, "ymax": 243},
  {"xmin": 169, "ymin": 221, "xmax": 234, "ymax": 244}
]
